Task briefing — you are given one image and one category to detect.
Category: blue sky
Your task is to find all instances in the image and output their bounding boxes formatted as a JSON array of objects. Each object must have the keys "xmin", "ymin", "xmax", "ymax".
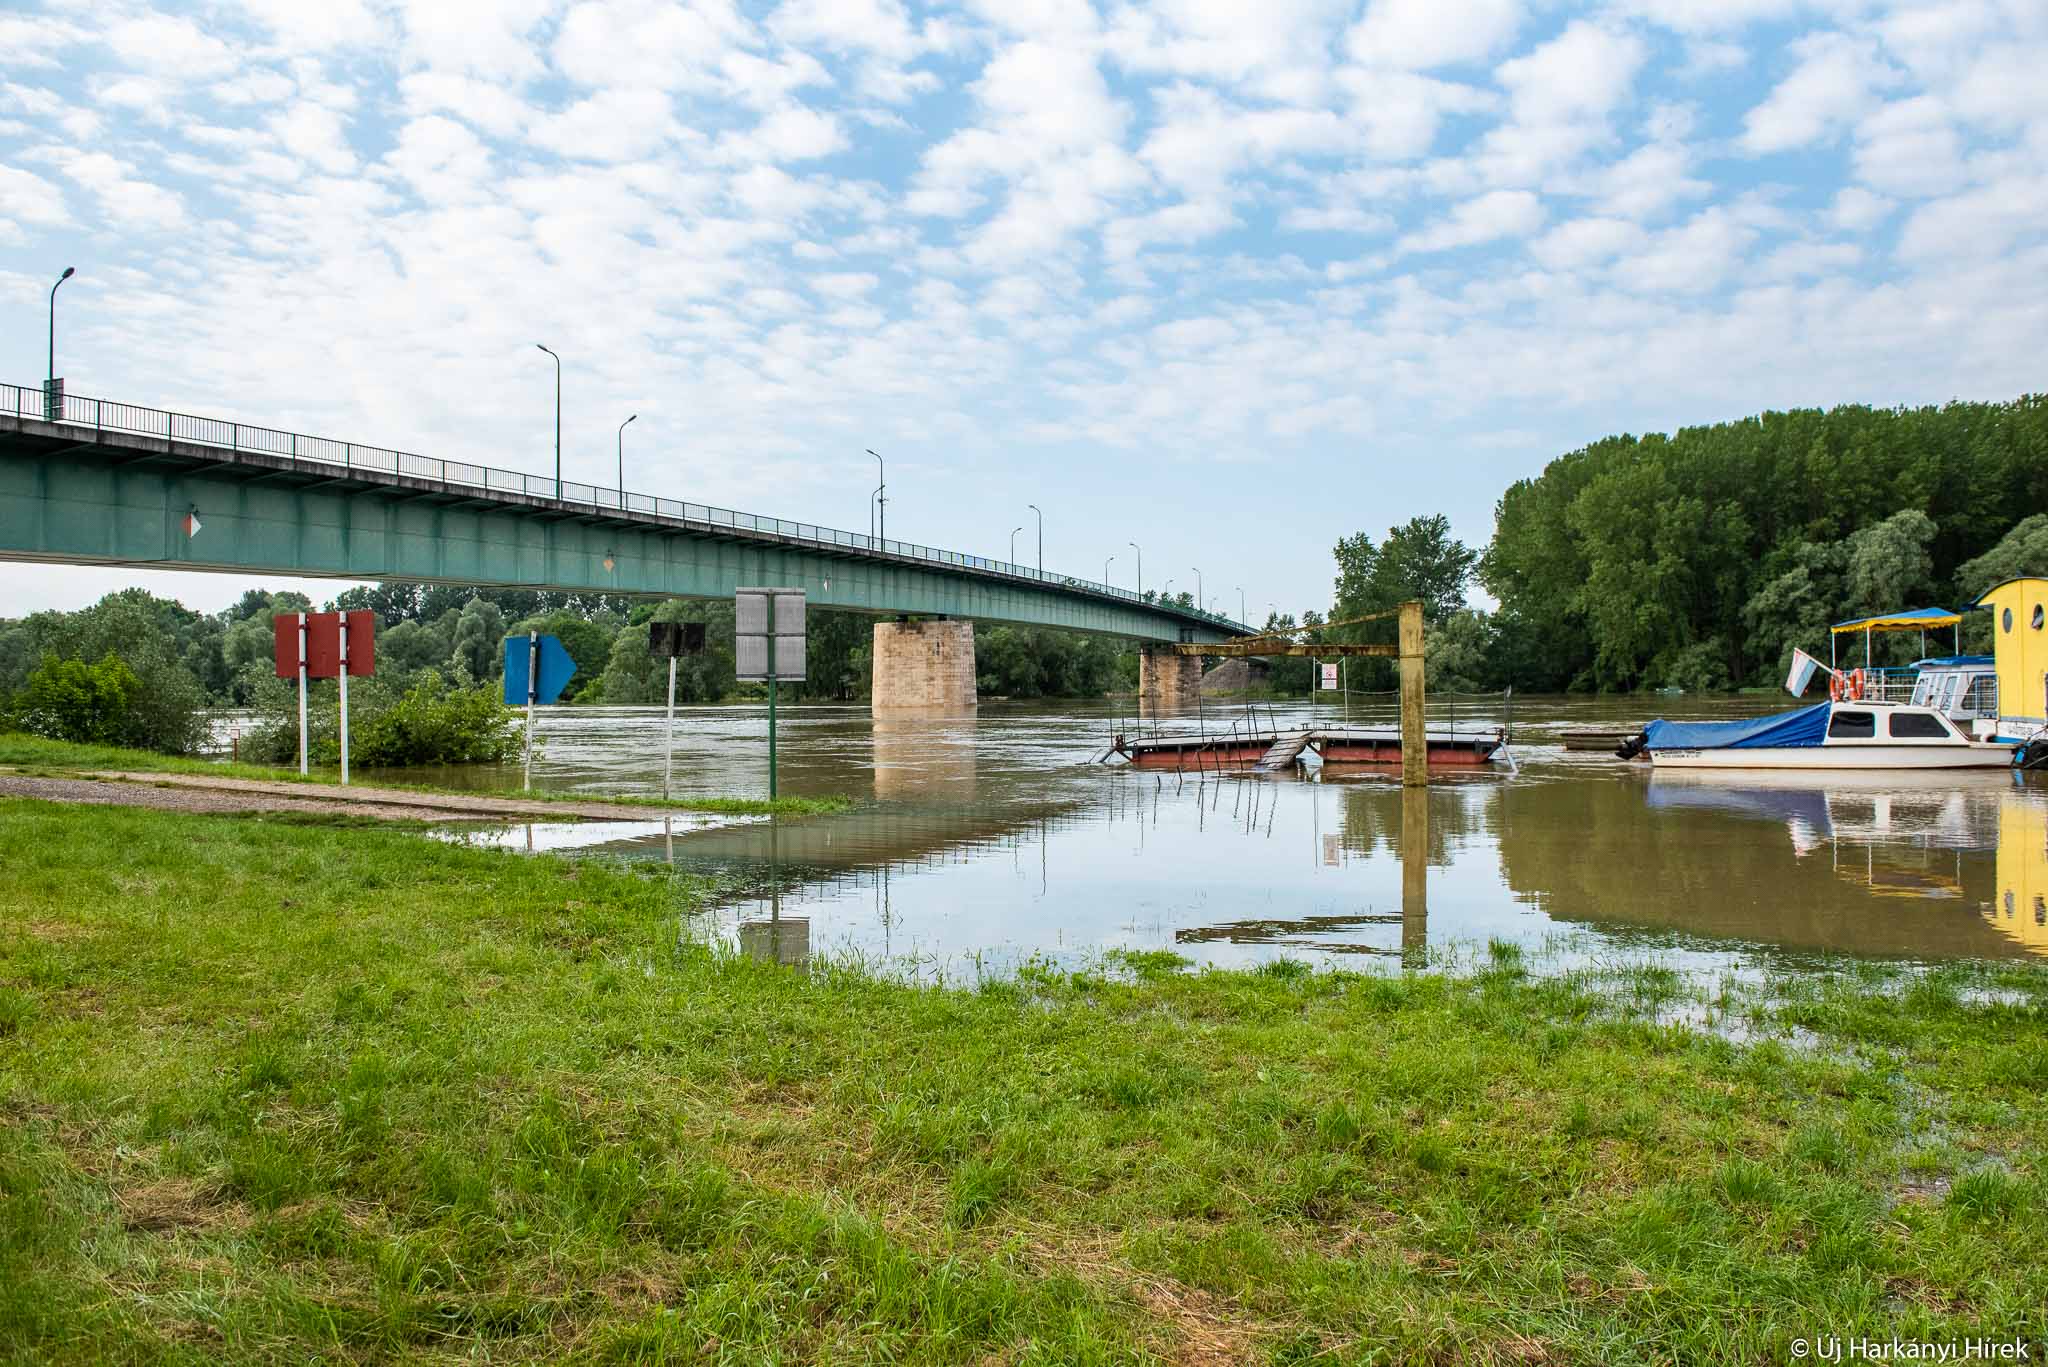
[{"xmin": 3, "ymin": 0, "xmax": 2045, "ymax": 620}]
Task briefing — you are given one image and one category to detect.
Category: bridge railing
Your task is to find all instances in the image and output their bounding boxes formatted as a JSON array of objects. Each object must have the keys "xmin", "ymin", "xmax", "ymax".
[{"xmin": 4, "ymin": 382, "xmax": 1246, "ymax": 631}]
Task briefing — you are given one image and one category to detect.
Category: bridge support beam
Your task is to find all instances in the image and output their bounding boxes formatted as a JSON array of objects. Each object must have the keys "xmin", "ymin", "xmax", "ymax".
[
  {"xmin": 872, "ymin": 619, "xmax": 977, "ymax": 715},
  {"xmin": 1138, "ymin": 646, "xmax": 1203, "ymax": 716}
]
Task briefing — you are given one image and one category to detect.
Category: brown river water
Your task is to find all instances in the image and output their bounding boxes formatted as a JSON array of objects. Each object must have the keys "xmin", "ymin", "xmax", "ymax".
[{"xmin": 384, "ymin": 695, "xmax": 2048, "ymax": 982}]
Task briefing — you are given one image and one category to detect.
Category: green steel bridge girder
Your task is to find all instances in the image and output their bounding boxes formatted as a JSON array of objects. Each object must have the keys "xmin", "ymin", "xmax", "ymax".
[{"xmin": 0, "ymin": 425, "xmax": 1240, "ymax": 644}]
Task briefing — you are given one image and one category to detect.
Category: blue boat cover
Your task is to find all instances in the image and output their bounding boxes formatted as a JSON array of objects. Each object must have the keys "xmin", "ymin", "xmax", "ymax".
[{"xmin": 1643, "ymin": 703, "xmax": 1832, "ymax": 750}]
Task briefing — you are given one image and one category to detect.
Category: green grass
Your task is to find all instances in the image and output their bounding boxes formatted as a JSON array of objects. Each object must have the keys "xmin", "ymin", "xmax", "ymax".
[
  {"xmin": 0, "ymin": 732, "xmax": 850, "ymax": 817},
  {"xmin": 2, "ymin": 799, "xmax": 2046, "ymax": 1362}
]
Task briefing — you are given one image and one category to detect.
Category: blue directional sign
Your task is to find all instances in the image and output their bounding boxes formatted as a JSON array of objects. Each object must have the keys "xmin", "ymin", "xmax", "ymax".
[{"xmin": 503, "ymin": 633, "xmax": 577, "ymax": 705}]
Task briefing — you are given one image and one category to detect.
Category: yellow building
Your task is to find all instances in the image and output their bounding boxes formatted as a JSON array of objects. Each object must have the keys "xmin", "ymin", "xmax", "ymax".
[{"xmin": 1971, "ymin": 577, "xmax": 2048, "ymax": 738}]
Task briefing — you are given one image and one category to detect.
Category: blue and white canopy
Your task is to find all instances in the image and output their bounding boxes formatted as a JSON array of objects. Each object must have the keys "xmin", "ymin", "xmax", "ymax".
[{"xmin": 1644, "ymin": 704, "xmax": 1832, "ymax": 751}]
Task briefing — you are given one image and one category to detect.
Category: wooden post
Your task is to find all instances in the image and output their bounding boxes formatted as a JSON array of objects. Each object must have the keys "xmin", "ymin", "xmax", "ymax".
[{"xmin": 1399, "ymin": 599, "xmax": 1426, "ymax": 787}]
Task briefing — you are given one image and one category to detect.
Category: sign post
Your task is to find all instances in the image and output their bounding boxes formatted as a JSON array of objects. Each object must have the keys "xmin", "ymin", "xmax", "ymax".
[
  {"xmin": 502, "ymin": 633, "xmax": 577, "ymax": 791},
  {"xmin": 523, "ymin": 631, "xmax": 538, "ymax": 790},
  {"xmin": 338, "ymin": 614, "xmax": 350, "ymax": 785},
  {"xmin": 295, "ymin": 613, "xmax": 308, "ymax": 774},
  {"xmin": 735, "ymin": 589, "xmax": 806, "ymax": 801},
  {"xmin": 648, "ymin": 622, "xmax": 708, "ymax": 800},
  {"xmin": 273, "ymin": 611, "xmax": 376, "ymax": 778}
]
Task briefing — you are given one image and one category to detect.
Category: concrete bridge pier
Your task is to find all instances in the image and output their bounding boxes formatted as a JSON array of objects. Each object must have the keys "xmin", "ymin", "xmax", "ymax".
[
  {"xmin": 1138, "ymin": 646, "xmax": 1203, "ymax": 716},
  {"xmin": 872, "ymin": 618, "xmax": 978, "ymax": 715}
]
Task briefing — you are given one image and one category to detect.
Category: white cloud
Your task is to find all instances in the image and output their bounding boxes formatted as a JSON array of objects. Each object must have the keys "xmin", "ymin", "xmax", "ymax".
[
  {"xmin": 533, "ymin": 89, "xmax": 686, "ymax": 162},
  {"xmin": 0, "ymin": 164, "xmax": 70, "ymax": 226},
  {"xmin": 1530, "ymin": 216, "xmax": 1647, "ymax": 270},
  {"xmin": 57, "ymin": 152, "xmax": 185, "ymax": 230},
  {"xmin": 1852, "ymin": 96, "xmax": 1964, "ymax": 196},
  {"xmin": 1399, "ymin": 189, "xmax": 1545, "ymax": 254},
  {"xmin": 1741, "ymin": 31, "xmax": 1894, "ymax": 153},
  {"xmin": 274, "ymin": 104, "xmax": 357, "ymax": 174},
  {"xmin": 1344, "ymin": 0, "xmax": 1521, "ymax": 71},
  {"xmin": 1830, "ymin": 184, "xmax": 1893, "ymax": 230}
]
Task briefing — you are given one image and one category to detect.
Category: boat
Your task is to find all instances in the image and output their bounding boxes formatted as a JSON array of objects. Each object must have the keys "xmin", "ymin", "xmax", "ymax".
[
  {"xmin": 1110, "ymin": 725, "xmax": 1506, "ymax": 771},
  {"xmin": 1629, "ymin": 701, "xmax": 2014, "ymax": 770},
  {"xmin": 1971, "ymin": 578, "xmax": 2048, "ymax": 749}
]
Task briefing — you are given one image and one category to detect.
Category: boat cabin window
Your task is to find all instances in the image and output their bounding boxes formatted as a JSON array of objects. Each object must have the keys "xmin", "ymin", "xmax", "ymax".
[
  {"xmin": 1828, "ymin": 710, "xmax": 1876, "ymax": 738},
  {"xmin": 1939, "ymin": 674, "xmax": 1962, "ymax": 712},
  {"xmin": 1887, "ymin": 712, "xmax": 1952, "ymax": 740}
]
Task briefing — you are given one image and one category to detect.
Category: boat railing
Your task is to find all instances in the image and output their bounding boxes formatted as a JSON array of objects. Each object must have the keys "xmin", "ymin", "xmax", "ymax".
[{"xmin": 1859, "ymin": 668, "xmax": 1919, "ymax": 704}]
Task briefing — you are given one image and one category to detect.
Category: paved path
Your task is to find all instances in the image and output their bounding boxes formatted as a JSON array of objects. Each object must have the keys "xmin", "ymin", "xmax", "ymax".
[{"xmin": 0, "ymin": 769, "xmax": 744, "ymax": 826}]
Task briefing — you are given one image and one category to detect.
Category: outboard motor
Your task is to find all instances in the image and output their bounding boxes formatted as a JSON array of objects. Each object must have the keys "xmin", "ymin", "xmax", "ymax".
[
  {"xmin": 1614, "ymin": 732, "xmax": 1649, "ymax": 760},
  {"xmin": 2015, "ymin": 735, "xmax": 2048, "ymax": 771}
]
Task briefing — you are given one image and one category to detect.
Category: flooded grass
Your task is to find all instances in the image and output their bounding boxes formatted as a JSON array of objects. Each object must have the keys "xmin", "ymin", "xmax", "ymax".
[
  {"xmin": 0, "ymin": 734, "xmax": 851, "ymax": 817},
  {"xmin": 3, "ymin": 799, "xmax": 2046, "ymax": 1362}
]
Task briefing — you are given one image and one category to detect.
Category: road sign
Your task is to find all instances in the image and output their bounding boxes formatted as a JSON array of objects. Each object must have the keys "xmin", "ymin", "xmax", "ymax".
[
  {"xmin": 649, "ymin": 621, "xmax": 707, "ymax": 658},
  {"xmin": 1320, "ymin": 662, "xmax": 1338, "ymax": 691},
  {"xmin": 273, "ymin": 610, "xmax": 376, "ymax": 679},
  {"xmin": 735, "ymin": 588, "xmax": 806, "ymax": 681},
  {"xmin": 503, "ymin": 633, "xmax": 577, "ymax": 705}
]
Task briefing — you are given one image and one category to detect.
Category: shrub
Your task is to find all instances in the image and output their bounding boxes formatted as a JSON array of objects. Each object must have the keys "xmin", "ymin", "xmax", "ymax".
[
  {"xmin": 242, "ymin": 671, "xmax": 518, "ymax": 768},
  {"xmin": 10, "ymin": 653, "xmax": 140, "ymax": 744}
]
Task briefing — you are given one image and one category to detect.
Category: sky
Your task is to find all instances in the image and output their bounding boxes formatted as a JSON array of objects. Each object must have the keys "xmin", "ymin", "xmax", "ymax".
[{"xmin": 2, "ymin": 0, "xmax": 2045, "ymax": 622}]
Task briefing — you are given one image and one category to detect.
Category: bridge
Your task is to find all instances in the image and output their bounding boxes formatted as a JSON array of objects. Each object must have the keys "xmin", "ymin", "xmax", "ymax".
[{"xmin": 0, "ymin": 383, "xmax": 1246, "ymax": 711}]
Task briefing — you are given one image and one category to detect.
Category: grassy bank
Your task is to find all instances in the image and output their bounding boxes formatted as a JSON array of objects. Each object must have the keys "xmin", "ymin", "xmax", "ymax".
[
  {"xmin": 0, "ymin": 733, "xmax": 850, "ymax": 818},
  {"xmin": 3, "ymin": 800, "xmax": 2045, "ymax": 1363}
]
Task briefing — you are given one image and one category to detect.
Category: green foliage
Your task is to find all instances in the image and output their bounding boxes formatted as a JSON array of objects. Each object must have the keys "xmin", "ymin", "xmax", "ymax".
[
  {"xmin": 0, "ymin": 591, "xmax": 210, "ymax": 753},
  {"xmin": 1479, "ymin": 395, "xmax": 2048, "ymax": 689},
  {"xmin": 351, "ymin": 675, "xmax": 521, "ymax": 766},
  {"xmin": 9, "ymin": 653, "xmax": 140, "ymax": 744}
]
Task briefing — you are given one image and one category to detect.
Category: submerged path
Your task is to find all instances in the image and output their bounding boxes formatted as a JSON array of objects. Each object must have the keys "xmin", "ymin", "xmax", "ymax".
[{"xmin": 0, "ymin": 769, "xmax": 744, "ymax": 826}]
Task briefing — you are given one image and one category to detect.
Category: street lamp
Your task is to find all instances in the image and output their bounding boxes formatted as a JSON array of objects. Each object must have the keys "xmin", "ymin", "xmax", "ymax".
[
  {"xmin": 1238, "ymin": 587, "xmax": 1245, "ymax": 621},
  {"xmin": 1193, "ymin": 568, "xmax": 1203, "ymax": 613},
  {"xmin": 616, "ymin": 414, "xmax": 637, "ymax": 504},
  {"xmin": 48, "ymin": 266, "xmax": 75, "ymax": 397},
  {"xmin": 1009, "ymin": 525, "xmax": 1023, "ymax": 563},
  {"xmin": 1128, "ymin": 541, "xmax": 1142, "ymax": 594},
  {"xmin": 1026, "ymin": 503, "xmax": 1042, "ymax": 572},
  {"xmin": 1104, "ymin": 554, "xmax": 1115, "ymax": 584},
  {"xmin": 866, "ymin": 448, "xmax": 885, "ymax": 544},
  {"xmin": 535, "ymin": 344, "xmax": 561, "ymax": 490}
]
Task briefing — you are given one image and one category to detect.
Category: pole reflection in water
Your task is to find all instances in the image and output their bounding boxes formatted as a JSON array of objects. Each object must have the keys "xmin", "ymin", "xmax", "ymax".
[{"xmin": 1401, "ymin": 781, "xmax": 1428, "ymax": 970}]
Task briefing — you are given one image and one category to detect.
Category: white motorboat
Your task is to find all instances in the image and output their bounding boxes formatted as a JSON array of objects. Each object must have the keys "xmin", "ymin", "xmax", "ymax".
[{"xmin": 1632, "ymin": 701, "xmax": 2015, "ymax": 770}]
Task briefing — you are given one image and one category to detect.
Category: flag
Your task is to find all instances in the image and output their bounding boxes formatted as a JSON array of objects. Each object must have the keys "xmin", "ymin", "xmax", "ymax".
[{"xmin": 1785, "ymin": 648, "xmax": 1821, "ymax": 697}]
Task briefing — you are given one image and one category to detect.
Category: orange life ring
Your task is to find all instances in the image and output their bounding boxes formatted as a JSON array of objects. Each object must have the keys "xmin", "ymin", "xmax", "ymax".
[
  {"xmin": 1847, "ymin": 668, "xmax": 1867, "ymax": 701},
  {"xmin": 1829, "ymin": 672, "xmax": 1847, "ymax": 702}
]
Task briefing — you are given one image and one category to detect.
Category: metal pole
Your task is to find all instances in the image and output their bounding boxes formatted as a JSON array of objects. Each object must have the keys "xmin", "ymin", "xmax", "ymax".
[
  {"xmin": 1194, "ymin": 568, "xmax": 1203, "ymax": 610},
  {"xmin": 48, "ymin": 266, "xmax": 74, "ymax": 393},
  {"xmin": 338, "ymin": 614, "xmax": 350, "ymax": 785},
  {"xmin": 1399, "ymin": 600, "xmax": 1427, "ymax": 788},
  {"xmin": 296, "ymin": 612, "xmax": 308, "ymax": 776},
  {"xmin": 535, "ymin": 345, "xmax": 560, "ymax": 490},
  {"xmin": 1128, "ymin": 542, "xmax": 1141, "ymax": 594},
  {"xmin": 867, "ymin": 448, "xmax": 884, "ymax": 544},
  {"xmin": 663, "ymin": 654, "xmax": 677, "ymax": 800},
  {"xmin": 1010, "ymin": 526, "xmax": 1022, "ymax": 563},
  {"xmin": 522, "ymin": 630, "xmax": 538, "ymax": 791},
  {"xmin": 617, "ymin": 413, "xmax": 636, "ymax": 506},
  {"xmin": 767, "ymin": 619, "xmax": 779, "ymax": 801},
  {"xmin": 1104, "ymin": 554, "xmax": 1114, "ymax": 585},
  {"xmin": 1028, "ymin": 503, "xmax": 1042, "ymax": 571}
]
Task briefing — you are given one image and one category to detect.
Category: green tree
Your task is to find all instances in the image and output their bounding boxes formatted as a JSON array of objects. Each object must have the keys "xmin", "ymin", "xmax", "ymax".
[
  {"xmin": 13, "ymin": 652, "xmax": 140, "ymax": 743},
  {"xmin": 451, "ymin": 599, "xmax": 507, "ymax": 683}
]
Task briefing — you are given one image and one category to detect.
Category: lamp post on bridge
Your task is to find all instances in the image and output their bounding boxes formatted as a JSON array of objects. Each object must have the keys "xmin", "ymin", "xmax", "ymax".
[
  {"xmin": 866, "ymin": 448, "xmax": 885, "ymax": 544},
  {"xmin": 1104, "ymin": 554, "xmax": 1115, "ymax": 585},
  {"xmin": 1238, "ymin": 587, "xmax": 1245, "ymax": 621},
  {"xmin": 535, "ymin": 344, "xmax": 561, "ymax": 490},
  {"xmin": 47, "ymin": 266, "xmax": 75, "ymax": 395},
  {"xmin": 1192, "ymin": 568, "xmax": 1203, "ymax": 615},
  {"xmin": 1026, "ymin": 503, "xmax": 1042, "ymax": 573},
  {"xmin": 616, "ymin": 414, "xmax": 636, "ymax": 503},
  {"xmin": 1128, "ymin": 541, "xmax": 1142, "ymax": 595},
  {"xmin": 1009, "ymin": 525, "xmax": 1023, "ymax": 563}
]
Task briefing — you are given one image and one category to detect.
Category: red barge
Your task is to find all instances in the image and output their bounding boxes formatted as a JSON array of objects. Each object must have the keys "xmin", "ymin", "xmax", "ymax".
[{"xmin": 1110, "ymin": 726, "xmax": 1507, "ymax": 772}]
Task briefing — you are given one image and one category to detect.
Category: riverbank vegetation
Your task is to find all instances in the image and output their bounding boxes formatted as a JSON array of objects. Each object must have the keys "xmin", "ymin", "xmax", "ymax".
[{"xmin": 3, "ymin": 801, "xmax": 2043, "ymax": 1362}]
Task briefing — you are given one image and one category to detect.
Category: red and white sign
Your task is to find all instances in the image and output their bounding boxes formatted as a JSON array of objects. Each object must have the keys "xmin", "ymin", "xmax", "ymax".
[
  {"xmin": 273, "ymin": 611, "xmax": 377, "ymax": 679},
  {"xmin": 1320, "ymin": 662, "xmax": 1338, "ymax": 691}
]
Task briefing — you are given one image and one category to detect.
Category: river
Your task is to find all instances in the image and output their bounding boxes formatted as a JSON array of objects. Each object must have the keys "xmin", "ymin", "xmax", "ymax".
[{"xmin": 385, "ymin": 696, "xmax": 2048, "ymax": 981}]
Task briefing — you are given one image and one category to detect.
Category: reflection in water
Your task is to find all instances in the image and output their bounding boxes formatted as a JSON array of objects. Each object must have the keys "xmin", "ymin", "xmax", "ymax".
[{"xmin": 427, "ymin": 699, "xmax": 2048, "ymax": 978}]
